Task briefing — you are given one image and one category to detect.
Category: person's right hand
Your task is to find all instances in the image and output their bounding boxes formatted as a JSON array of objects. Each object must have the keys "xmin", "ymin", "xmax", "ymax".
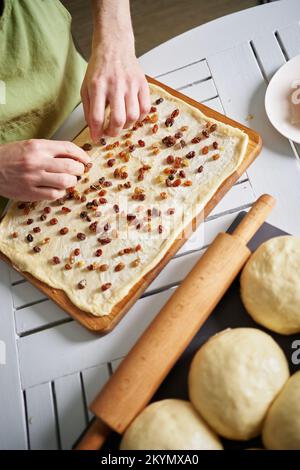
[{"xmin": 0, "ymin": 139, "xmax": 91, "ymax": 201}]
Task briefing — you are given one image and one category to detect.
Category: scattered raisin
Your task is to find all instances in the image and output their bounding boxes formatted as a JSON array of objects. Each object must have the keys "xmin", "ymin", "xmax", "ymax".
[
  {"xmin": 26, "ymin": 218, "xmax": 33, "ymax": 225},
  {"xmin": 40, "ymin": 214, "xmax": 47, "ymax": 221},
  {"xmin": 167, "ymin": 208, "xmax": 175, "ymax": 215},
  {"xmin": 65, "ymin": 263, "xmax": 72, "ymax": 270},
  {"xmin": 33, "ymin": 226, "xmax": 41, "ymax": 233},
  {"xmin": 152, "ymin": 124, "xmax": 158, "ymax": 134},
  {"xmin": 26, "ymin": 234, "xmax": 33, "ymax": 242},
  {"xmin": 179, "ymin": 170, "xmax": 186, "ymax": 178},
  {"xmin": 62, "ymin": 207, "xmax": 71, "ymax": 213},
  {"xmin": 156, "ymin": 97, "xmax": 164, "ymax": 105},
  {"xmin": 172, "ymin": 179, "xmax": 181, "ymax": 187},
  {"xmin": 115, "ymin": 262, "xmax": 125, "ymax": 272},
  {"xmin": 60, "ymin": 227, "xmax": 69, "ymax": 235},
  {"xmin": 12, "ymin": 232, "xmax": 18, "ymax": 238},
  {"xmin": 99, "ymin": 264, "xmax": 109, "ymax": 272},
  {"xmin": 165, "ymin": 117, "xmax": 174, "ymax": 127},
  {"xmin": 158, "ymin": 225, "xmax": 163, "ymax": 234},
  {"xmin": 82, "ymin": 143, "xmax": 92, "ymax": 151},
  {"xmin": 77, "ymin": 232, "xmax": 86, "ymax": 240},
  {"xmin": 171, "ymin": 109, "xmax": 180, "ymax": 118},
  {"xmin": 162, "ymin": 136, "xmax": 176, "ymax": 147},
  {"xmin": 191, "ymin": 136, "xmax": 201, "ymax": 144},
  {"xmin": 95, "ymin": 248, "xmax": 103, "ymax": 257},
  {"xmin": 186, "ymin": 151, "xmax": 196, "ymax": 159},
  {"xmin": 101, "ymin": 282, "xmax": 112, "ymax": 291},
  {"xmin": 212, "ymin": 141, "xmax": 218, "ymax": 149},
  {"xmin": 98, "ymin": 238, "xmax": 111, "ymax": 245},
  {"xmin": 174, "ymin": 131, "xmax": 183, "ymax": 139},
  {"xmin": 74, "ymin": 248, "xmax": 80, "ymax": 256},
  {"xmin": 202, "ymin": 129, "xmax": 209, "ymax": 138},
  {"xmin": 78, "ymin": 279, "xmax": 86, "ymax": 289},
  {"xmin": 166, "ymin": 155, "xmax": 175, "ymax": 164},
  {"xmin": 33, "ymin": 246, "xmax": 41, "ymax": 253},
  {"xmin": 113, "ymin": 204, "xmax": 119, "ymax": 213},
  {"xmin": 212, "ymin": 154, "xmax": 220, "ymax": 160},
  {"xmin": 89, "ymin": 222, "xmax": 98, "ymax": 232},
  {"xmin": 99, "ymin": 138, "xmax": 106, "ymax": 146},
  {"xmin": 197, "ymin": 165, "xmax": 204, "ymax": 173},
  {"xmin": 99, "ymin": 197, "xmax": 107, "ymax": 205},
  {"xmin": 107, "ymin": 159, "xmax": 116, "ymax": 167},
  {"xmin": 50, "ymin": 218, "xmax": 58, "ymax": 225},
  {"xmin": 52, "ymin": 256, "xmax": 60, "ymax": 264},
  {"xmin": 202, "ymin": 146, "xmax": 209, "ymax": 155},
  {"xmin": 150, "ymin": 106, "xmax": 157, "ymax": 112},
  {"xmin": 210, "ymin": 124, "xmax": 217, "ymax": 132},
  {"xmin": 138, "ymin": 139, "xmax": 145, "ymax": 147}
]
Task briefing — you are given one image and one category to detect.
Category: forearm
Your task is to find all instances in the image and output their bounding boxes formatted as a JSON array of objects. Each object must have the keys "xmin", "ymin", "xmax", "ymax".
[{"xmin": 91, "ymin": 0, "xmax": 135, "ymax": 54}]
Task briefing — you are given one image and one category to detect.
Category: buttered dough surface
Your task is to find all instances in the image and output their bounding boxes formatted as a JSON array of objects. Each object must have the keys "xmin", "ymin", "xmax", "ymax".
[{"xmin": 0, "ymin": 84, "xmax": 248, "ymax": 316}]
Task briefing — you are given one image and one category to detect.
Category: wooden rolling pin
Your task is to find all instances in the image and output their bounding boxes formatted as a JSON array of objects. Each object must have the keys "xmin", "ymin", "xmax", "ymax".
[{"xmin": 76, "ymin": 194, "xmax": 275, "ymax": 450}]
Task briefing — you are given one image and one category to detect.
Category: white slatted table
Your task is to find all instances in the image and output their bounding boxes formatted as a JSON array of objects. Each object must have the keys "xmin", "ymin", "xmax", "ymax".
[{"xmin": 1, "ymin": 0, "xmax": 300, "ymax": 450}]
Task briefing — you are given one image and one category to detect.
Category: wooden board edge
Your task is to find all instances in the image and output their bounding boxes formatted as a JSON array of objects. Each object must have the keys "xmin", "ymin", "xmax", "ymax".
[{"xmin": 0, "ymin": 76, "xmax": 262, "ymax": 334}]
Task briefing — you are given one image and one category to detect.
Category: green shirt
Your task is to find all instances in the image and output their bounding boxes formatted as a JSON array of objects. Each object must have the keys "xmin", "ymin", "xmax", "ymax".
[{"xmin": 0, "ymin": 0, "xmax": 87, "ymax": 144}]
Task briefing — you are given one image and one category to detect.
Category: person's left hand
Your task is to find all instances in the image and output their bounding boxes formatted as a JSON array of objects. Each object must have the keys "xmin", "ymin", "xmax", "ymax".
[{"xmin": 81, "ymin": 44, "xmax": 151, "ymax": 141}]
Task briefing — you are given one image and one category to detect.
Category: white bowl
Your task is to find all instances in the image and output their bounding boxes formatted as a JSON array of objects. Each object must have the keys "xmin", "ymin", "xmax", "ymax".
[{"xmin": 265, "ymin": 54, "xmax": 300, "ymax": 143}]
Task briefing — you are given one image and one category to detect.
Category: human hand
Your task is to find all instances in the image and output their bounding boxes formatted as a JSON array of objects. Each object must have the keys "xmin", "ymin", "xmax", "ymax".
[
  {"xmin": 0, "ymin": 139, "xmax": 91, "ymax": 201},
  {"xmin": 81, "ymin": 45, "xmax": 151, "ymax": 141}
]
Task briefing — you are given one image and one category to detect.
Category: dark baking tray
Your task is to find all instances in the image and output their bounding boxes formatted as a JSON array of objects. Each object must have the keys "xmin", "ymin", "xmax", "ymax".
[{"xmin": 77, "ymin": 212, "xmax": 300, "ymax": 450}]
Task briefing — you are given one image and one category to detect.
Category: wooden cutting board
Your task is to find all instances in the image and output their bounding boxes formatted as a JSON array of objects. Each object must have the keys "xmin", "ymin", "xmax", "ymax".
[{"xmin": 0, "ymin": 76, "xmax": 262, "ymax": 334}]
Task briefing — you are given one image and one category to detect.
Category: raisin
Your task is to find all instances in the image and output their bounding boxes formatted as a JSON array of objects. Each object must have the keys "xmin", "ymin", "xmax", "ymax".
[
  {"xmin": 115, "ymin": 262, "xmax": 125, "ymax": 272},
  {"xmin": 156, "ymin": 98, "xmax": 164, "ymax": 105},
  {"xmin": 165, "ymin": 117, "xmax": 174, "ymax": 127},
  {"xmin": 197, "ymin": 165, "xmax": 204, "ymax": 173},
  {"xmin": 210, "ymin": 124, "xmax": 217, "ymax": 132},
  {"xmin": 191, "ymin": 136, "xmax": 201, "ymax": 144},
  {"xmin": 33, "ymin": 246, "xmax": 41, "ymax": 253},
  {"xmin": 150, "ymin": 106, "xmax": 157, "ymax": 112},
  {"xmin": 99, "ymin": 197, "xmax": 107, "ymax": 205},
  {"xmin": 62, "ymin": 206, "xmax": 71, "ymax": 213},
  {"xmin": 74, "ymin": 248, "xmax": 80, "ymax": 256},
  {"xmin": 50, "ymin": 218, "xmax": 58, "ymax": 225},
  {"xmin": 152, "ymin": 124, "xmax": 158, "ymax": 134},
  {"xmin": 158, "ymin": 225, "xmax": 163, "ymax": 234},
  {"xmin": 186, "ymin": 151, "xmax": 196, "ymax": 159},
  {"xmin": 171, "ymin": 109, "xmax": 180, "ymax": 118},
  {"xmin": 80, "ymin": 211, "xmax": 87, "ymax": 219},
  {"xmin": 99, "ymin": 138, "xmax": 106, "ymax": 146},
  {"xmin": 65, "ymin": 263, "xmax": 72, "ymax": 270},
  {"xmin": 202, "ymin": 146, "xmax": 209, "ymax": 155},
  {"xmin": 33, "ymin": 227, "xmax": 41, "ymax": 233},
  {"xmin": 26, "ymin": 234, "xmax": 33, "ymax": 242},
  {"xmin": 179, "ymin": 170, "xmax": 186, "ymax": 178},
  {"xmin": 99, "ymin": 264, "xmax": 109, "ymax": 272},
  {"xmin": 107, "ymin": 159, "xmax": 116, "ymax": 167},
  {"xmin": 52, "ymin": 256, "xmax": 60, "ymax": 264},
  {"xmin": 60, "ymin": 227, "xmax": 69, "ymax": 235},
  {"xmin": 202, "ymin": 129, "xmax": 209, "ymax": 138},
  {"xmin": 101, "ymin": 283, "xmax": 112, "ymax": 291},
  {"xmin": 98, "ymin": 238, "xmax": 111, "ymax": 245},
  {"xmin": 82, "ymin": 143, "xmax": 92, "ymax": 151},
  {"xmin": 89, "ymin": 222, "xmax": 98, "ymax": 232},
  {"xmin": 138, "ymin": 139, "xmax": 145, "ymax": 147},
  {"xmin": 26, "ymin": 218, "xmax": 33, "ymax": 225},
  {"xmin": 77, "ymin": 232, "xmax": 86, "ymax": 240},
  {"xmin": 78, "ymin": 279, "xmax": 86, "ymax": 289},
  {"xmin": 103, "ymin": 223, "xmax": 110, "ymax": 231},
  {"xmin": 113, "ymin": 204, "xmax": 119, "ymax": 213},
  {"xmin": 95, "ymin": 248, "xmax": 103, "ymax": 257},
  {"xmin": 44, "ymin": 206, "xmax": 51, "ymax": 214},
  {"xmin": 174, "ymin": 131, "xmax": 183, "ymax": 139},
  {"xmin": 127, "ymin": 214, "xmax": 136, "ymax": 222},
  {"xmin": 166, "ymin": 155, "xmax": 175, "ymax": 164},
  {"xmin": 172, "ymin": 179, "xmax": 181, "ymax": 187},
  {"xmin": 162, "ymin": 136, "xmax": 176, "ymax": 147},
  {"xmin": 179, "ymin": 139, "xmax": 186, "ymax": 148},
  {"xmin": 40, "ymin": 214, "xmax": 47, "ymax": 221},
  {"xmin": 212, "ymin": 141, "xmax": 218, "ymax": 149}
]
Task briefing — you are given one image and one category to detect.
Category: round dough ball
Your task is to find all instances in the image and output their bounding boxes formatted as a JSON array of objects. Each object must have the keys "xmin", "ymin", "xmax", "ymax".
[
  {"xmin": 188, "ymin": 328, "xmax": 289, "ymax": 440},
  {"xmin": 263, "ymin": 371, "xmax": 300, "ymax": 450},
  {"xmin": 120, "ymin": 399, "xmax": 223, "ymax": 450},
  {"xmin": 240, "ymin": 236, "xmax": 300, "ymax": 335}
]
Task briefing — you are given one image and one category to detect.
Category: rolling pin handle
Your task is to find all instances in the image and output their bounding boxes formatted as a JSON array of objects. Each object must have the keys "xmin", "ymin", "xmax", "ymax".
[
  {"xmin": 75, "ymin": 418, "xmax": 111, "ymax": 450},
  {"xmin": 232, "ymin": 194, "xmax": 276, "ymax": 245}
]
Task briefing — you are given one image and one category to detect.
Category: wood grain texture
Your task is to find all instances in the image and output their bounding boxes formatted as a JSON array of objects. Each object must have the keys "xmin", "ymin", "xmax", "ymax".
[{"xmin": 0, "ymin": 77, "xmax": 262, "ymax": 334}]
